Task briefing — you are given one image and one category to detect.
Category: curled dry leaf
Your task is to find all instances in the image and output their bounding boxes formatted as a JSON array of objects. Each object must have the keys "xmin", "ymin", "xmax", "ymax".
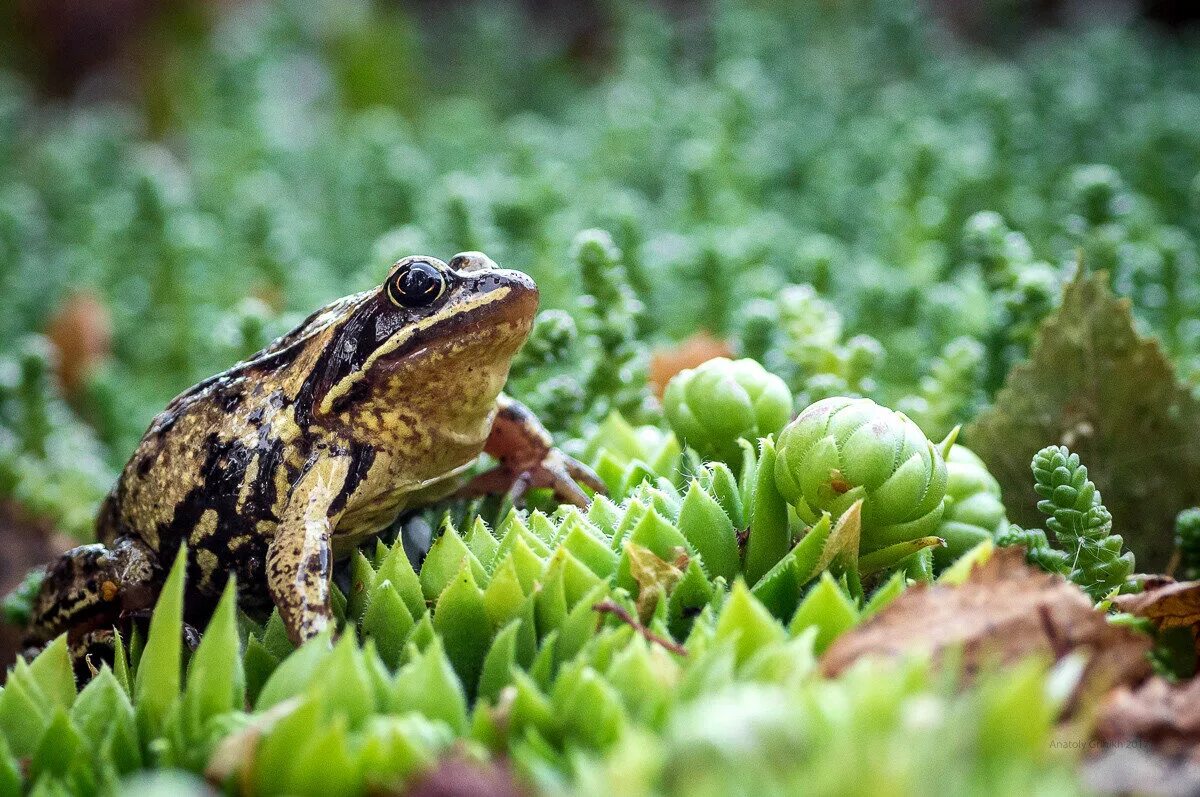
[
  {"xmin": 820, "ymin": 547, "xmax": 1152, "ymax": 705},
  {"xmin": 1113, "ymin": 579, "xmax": 1200, "ymax": 676},
  {"xmin": 1113, "ymin": 580, "xmax": 1200, "ymax": 633},
  {"xmin": 45, "ymin": 290, "xmax": 113, "ymax": 394},
  {"xmin": 1095, "ymin": 677, "xmax": 1200, "ymax": 762},
  {"xmin": 625, "ymin": 541, "xmax": 684, "ymax": 622},
  {"xmin": 648, "ymin": 332, "xmax": 733, "ymax": 397}
]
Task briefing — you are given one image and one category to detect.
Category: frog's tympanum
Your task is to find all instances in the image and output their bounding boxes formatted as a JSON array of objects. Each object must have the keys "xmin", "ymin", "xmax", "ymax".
[{"xmin": 24, "ymin": 253, "xmax": 602, "ymax": 667}]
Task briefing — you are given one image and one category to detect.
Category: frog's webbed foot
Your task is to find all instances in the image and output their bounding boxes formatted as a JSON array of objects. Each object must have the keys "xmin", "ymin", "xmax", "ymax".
[
  {"xmin": 268, "ymin": 453, "xmax": 351, "ymax": 646},
  {"xmin": 462, "ymin": 395, "xmax": 606, "ymax": 508}
]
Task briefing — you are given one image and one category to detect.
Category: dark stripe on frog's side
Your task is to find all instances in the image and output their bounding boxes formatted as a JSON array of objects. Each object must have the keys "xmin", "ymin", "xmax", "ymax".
[{"xmin": 328, "ymin": 441, "xmax": 376, "ymax": 516}]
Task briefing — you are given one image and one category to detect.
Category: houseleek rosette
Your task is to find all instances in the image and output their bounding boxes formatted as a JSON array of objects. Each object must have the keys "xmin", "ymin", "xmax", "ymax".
[
  {"xmin": 663, "ymin": 357, "xmax": 792, "ymax": 463},
  {"xmin": 933, "ymin": 444, "xmax": 1009, "ymax": 567},
  {"xmin": 774, "ymin": 397, "xmax": 947, "ymax": 552}
]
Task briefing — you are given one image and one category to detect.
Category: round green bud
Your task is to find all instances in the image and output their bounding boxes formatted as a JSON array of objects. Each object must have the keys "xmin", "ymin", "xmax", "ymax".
[
  {"xmin": 663, "ymin": 357, "xmax": 792, "ymax": 463},
  {"xmin": 774, "ymin": 396, "xmax": 947, "ymax": 551},
  {"xmin": 933, "ymin": 445, "xmax": 1009, "ymax": 568}
]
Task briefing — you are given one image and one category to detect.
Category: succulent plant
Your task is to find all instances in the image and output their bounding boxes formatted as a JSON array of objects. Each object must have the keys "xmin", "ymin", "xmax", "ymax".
[
  {"xmin": 663, "ymin": 357, "xmax": 792, "ymax": 464},
  {"xmin": 1030, "ymin": 445, "xmax": 1135, "ymax": 599},
  {"xmin": 933, "ymin": 444, "xmax": 1008, "ymax": 569},
  {"xmin": 774, "ymin": 397, "xmax": 948, "ymax": 552}
]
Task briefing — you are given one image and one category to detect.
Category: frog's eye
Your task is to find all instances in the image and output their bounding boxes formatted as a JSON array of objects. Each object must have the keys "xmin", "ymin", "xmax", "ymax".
[{"xmin": 387, "ymin": 261, "xmax": 446, "ymax": 308}]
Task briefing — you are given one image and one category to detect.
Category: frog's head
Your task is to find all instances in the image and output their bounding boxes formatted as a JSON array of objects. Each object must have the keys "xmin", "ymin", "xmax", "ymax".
[{"xmin": 299, "ymin": 252, "xmax": 539, "ymax": 442}]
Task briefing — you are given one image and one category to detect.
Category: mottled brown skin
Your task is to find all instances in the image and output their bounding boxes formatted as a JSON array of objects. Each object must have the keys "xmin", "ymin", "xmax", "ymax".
[{"xmin": 25, "ymin": 252, "xmax": 603, "ymax": 659}]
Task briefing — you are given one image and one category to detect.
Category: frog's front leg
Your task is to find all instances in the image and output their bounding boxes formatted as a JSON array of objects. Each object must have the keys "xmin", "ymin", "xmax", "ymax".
[
  {"xmin": 267, "ymin": 452, "xmax": 351, "ymax": 645},
  {"xmin": 462, "ymin": 395, "xmax": 605, "ymax": 507}
]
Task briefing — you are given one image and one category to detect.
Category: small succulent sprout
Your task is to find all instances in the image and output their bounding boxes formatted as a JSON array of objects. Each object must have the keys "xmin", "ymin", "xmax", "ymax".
[
  {"xmin": 933, "ymin": 444, "xmax": 1009, "ymax": 569},
  {"xmin": 774, "ymin": 397, "xmax": 948, "ymax": 552},
  {"xmin": 1031, "ymin": 445, "xmax": 1134, "ymax": 599},
  {"xmin": 663, "ymin": 357, "xmax": 792, "ymax": 463}
]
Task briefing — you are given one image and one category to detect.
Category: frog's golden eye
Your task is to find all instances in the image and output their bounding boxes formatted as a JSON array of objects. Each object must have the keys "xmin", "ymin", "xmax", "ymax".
[{"xmin": 387, "ymin": 260, "xmax": 446, "ymax": 308}]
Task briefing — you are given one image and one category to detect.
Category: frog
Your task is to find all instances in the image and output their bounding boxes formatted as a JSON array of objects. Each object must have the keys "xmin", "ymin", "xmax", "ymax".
[{"xmin": 22, "ymin": 252, "xmax": 603, "ymax": 667}]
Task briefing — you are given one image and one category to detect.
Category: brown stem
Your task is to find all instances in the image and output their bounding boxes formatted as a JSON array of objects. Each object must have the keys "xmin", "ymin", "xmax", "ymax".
[{"xmin": 593, "ymin": 598, "xmax": 687, "ymax": 657}]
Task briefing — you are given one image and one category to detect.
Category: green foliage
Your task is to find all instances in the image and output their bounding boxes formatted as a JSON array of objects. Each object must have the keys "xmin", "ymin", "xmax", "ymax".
[
  {"xmin": 969, "ymin": 268, "xmax": 1200, "ymax": 571},
  {"xmin": 1031, "ymin": 445, "xmax": 1134, "ymax": 600},
  {"xmin": 934, "ymin": 444, "xmax": 1010, "ymax": 569},
  {"xmin": 741, "ymin": 285, "xmax": 884, "ymax": 408},
  {"xmin": 663, "ymin": 357, "xmax": 792, "ymax": 464},
  {"xmin": 898, "ymin": 338, "xmax": 987, "ymax": 442},
  {"xmin": 1176, "ymin": 507, "xmax": 1200, "ymax": 580},
  {"xmin": 0, "ymin": 337, "xmax": 113, "ymax": 538},
  {"xmin": 554, "ymin": 657, "xmax": 1083, "ymax": 797},
  {"xmin": 0, "ymin": 502, "xmax": 1081, "ymax": 795},
  {"xmin": 995, "ymin": 525, "xmax": 1071, "ymax": 578},
  {"xmin": 0, "ymin": 427, "xmax": 1019, "ymax": 792},
  {"xmin": 1, "ymin": 564, "xmax": 44, "ymax": 626}
]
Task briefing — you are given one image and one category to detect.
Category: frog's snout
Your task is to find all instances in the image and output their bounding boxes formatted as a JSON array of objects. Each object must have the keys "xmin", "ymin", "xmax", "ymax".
[{"xmin": 490, "ymin": 268, "xmax": 540, "ymax": 321}]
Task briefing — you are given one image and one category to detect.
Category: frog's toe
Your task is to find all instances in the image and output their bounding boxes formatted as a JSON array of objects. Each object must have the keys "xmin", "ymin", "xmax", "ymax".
[
  {"xmin": 539, "ymin": 457, "xmax": 590, "ymax": 507},
  {"xmin": 527, "ymin": 450, "xmax": 603, "ymax": 508},
  {"xmin": 459, "ymin": 450, "xmax": 603, "ymax": 508},
  {"xmin": 561, "ymin": 455, "xmax": 607, "ymax": 496}
]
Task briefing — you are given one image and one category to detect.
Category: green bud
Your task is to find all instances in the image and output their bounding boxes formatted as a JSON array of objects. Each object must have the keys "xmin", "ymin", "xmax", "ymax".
[
  {"xmin": 933, "ymin": 444, "xmax": 1009, "ymax": 568},
  {"xmin": 663, "ymin": 357, "xmax": 792, "ymax": 463},
  {"xmin": 774, "ymin": 397, "xmax": 947, "ymax": 552}
]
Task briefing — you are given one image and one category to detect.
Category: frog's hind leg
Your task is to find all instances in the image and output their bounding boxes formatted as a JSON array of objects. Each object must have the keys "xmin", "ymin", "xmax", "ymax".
[{"xmin": 23, "ymin": 536, "xmax": 161, "ymax": 675}]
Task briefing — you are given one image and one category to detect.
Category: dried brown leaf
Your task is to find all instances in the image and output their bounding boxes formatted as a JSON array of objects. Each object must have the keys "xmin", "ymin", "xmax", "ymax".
[
  {"xmin": 45, "ymin": 291, "xmax": 112, "ymax": 394},
  {"xmin": 814, "ymin": 499, "xmax": 862, "ymax": 577},
  {"xmin": 625, "ymin": 541, "xmax": 683, "ymax": 622},
  {"xmin": 820, "ymin": 547, "xmax": 1152, "ymax": 704},
  {"xmin": 1113, "ymin": 581, "xmax": 1200, "ymax": 632},
  {"xmin": 1095, "ymin": 677, "xmax": 1200, "ymax": 762}
]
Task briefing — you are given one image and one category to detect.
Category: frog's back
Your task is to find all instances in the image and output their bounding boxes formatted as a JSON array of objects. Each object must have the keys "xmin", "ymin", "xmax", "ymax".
[{"xmin": 102, "ymin": 302, "xmax": 352, "ymax": 599}]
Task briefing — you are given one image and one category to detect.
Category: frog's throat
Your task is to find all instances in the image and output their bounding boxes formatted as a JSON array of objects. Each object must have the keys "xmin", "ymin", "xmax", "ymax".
[{"xmin": 317, "ymin": 286, "xmax": 517, "ymax": 416}]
